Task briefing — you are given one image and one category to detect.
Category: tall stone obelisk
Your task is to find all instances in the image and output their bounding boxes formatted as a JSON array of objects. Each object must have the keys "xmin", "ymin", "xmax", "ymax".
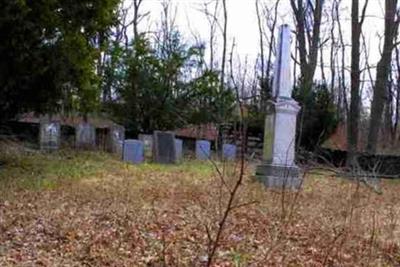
[{"xmin": 256, "ymin": 24, "xmax": 302, "ymax": 189}]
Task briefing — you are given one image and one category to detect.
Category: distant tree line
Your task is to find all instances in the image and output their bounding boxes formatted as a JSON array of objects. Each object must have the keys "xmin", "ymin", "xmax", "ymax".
[{"xmin": 2, "ymin": 0, "xmax": 400, "ymax": 162}]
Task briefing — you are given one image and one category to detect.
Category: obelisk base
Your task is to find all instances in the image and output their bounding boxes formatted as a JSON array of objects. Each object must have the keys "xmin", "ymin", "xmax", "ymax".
[
  {"xmin": 256, "ymin": 163, "xmax": 302, "ymax": 190},
  {"xmin": 256, "ymin": 24, "xmax": 302, "ymax": 190}
]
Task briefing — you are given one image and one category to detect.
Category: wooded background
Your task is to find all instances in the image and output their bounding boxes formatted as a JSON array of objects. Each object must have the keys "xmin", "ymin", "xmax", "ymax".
[{"xmin": 1, "ymin": 0, "xmax": 400, "ymax": 164}]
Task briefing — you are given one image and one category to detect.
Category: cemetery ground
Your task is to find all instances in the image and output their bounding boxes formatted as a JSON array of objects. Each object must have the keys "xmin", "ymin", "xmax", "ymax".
[{"xmin": 0, "ymin": 146, "xmax": 399, "ymax": 266}]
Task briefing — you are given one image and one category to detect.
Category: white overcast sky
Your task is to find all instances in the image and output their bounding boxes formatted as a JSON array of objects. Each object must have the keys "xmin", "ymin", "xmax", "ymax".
[
  {"xmin": 132, "ymin": 0, "xmax": 384, "ymax": 59},
  {"xmin": 125, "ymin": 0, "xmax": 389, "ymax": 100}
]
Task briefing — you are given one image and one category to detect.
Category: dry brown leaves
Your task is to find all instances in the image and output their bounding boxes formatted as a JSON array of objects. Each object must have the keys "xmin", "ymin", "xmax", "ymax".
[{"xmin": 0, "ymin": 153, "xmax": 399, "ymax": 266}]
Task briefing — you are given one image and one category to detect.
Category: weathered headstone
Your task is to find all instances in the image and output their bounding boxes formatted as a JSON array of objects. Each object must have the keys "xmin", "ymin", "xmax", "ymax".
[
  {"xmin": 153, "ymin": 131, "xmax": 177, "ymax": 164},
  {"xmin": 109, "ymin": 125, "xmax": 125, "ymax": 154},
  {"xmin": 196, "ymin": 140, "xmax": 211, "ymax": 160},
  {"xmin": 175, "ymin": 139, "xmax": 183, "ymax": 162},
  {"xmin": 76, "ymin": 122, "xmax": 96, "ymax": 149},
  {"xmin": 138, "ymin": 134, "xmax": 153, "ymax": 159},
  {"xmin": 123, "ymin": 139, "xmax": 144, "ymax": 164},
  {"xmin": 222, "ymin": 144, "xmax": 236, "ymax": 161},
  {"xmin": 256, "ymin": 24, "xmax": 302, "ymax": 189},
  {"xmin": 39, "ymin": 120, "xmax": 61, "ymax": 151}
]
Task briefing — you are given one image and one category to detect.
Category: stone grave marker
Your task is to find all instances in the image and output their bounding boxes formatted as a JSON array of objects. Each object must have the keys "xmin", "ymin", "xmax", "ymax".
[
  {"xmin": 175, "ymin": 139, "xmax": 183, "ymax": 162},
  {"xmin": 76, "ymin": 122, "xmax": 96, "ymax": 149},
  {"xmin": 255, "ymin": 24, "xmax": 302, "ymax": 189},
  {"xmin": 123, "ymin": 139, "xmax": 144, "ymax": 164},
  {"xmin": 39, "ymin": 121, "xmax": 61, "ymax": 151},
  {"xmin": 196, "ymin": 140, "xmax": 211, "ymax": 160},
  {"xmin": 109, "ymin": 125, "xmax": 125, "ymax": 154},
  {"xmin": 222, "ymin": 144, "xmax": 236, "ymax": 161},
  {"xmin": 153, "ymin": 131, "xmax": 177, "ymax": 164},
  {"xmin": 138, "ymin": 134, "xmax": 153, "ymax": 159}
]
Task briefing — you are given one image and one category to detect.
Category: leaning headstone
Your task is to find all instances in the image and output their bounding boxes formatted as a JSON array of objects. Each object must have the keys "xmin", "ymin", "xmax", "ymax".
[
  {"xmin": 222, "ymin": 144, "xmax": 236, "ymax": 161},
  {"xmin": 196, "ymin": 140, "xmax": 211, "ymax": 160},
  {"xmin": 175, "ymin": 139, "xmax": 183, "ymax": 162},
  {"xmin": 123, "ymin": 139, "xmax": 144, "ymax": 164},
  {"xmin": 76, "ymin": 122, "xmax": 96, "ymax": 149},
  {"xmin": 39, "ymin": 121, "xmax": 61, "ymax": 151},
  {"xmin": 255, "ymin": 24, "xmax": 302, "ymax": 189},
  {"xmin": 138, "ymin": 134, "xmax": 153, "ymax": 159},
  {"xmin": 153, "ymin": 131, "xmax": 177, "ymax": 164}
]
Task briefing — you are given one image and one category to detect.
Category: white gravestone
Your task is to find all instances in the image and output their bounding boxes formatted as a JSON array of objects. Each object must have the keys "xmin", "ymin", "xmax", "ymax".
[
  {"xmin": 138, "ymin": 134, "xmax": 153, "ymax": 159},
  {"xmin": 39, "ymin": 121, "xmax": 61, "ymax": 151},
  {"xmin": 109, "ymin": 126, "xmax": 125, "ymax": 154},
  {"xmin": 175, "ymin": 139, "xmax": 183, "ymax": 162},
  {"xmin": 222, "ymin": 144, "xmax": 236, "ymax": 161},
  {"xmin": 256, "ymin": 24, "xmax": 302, "ymax": 189},
  {"xmin": 196, "ymin": 140, "xmax": 211, "ymax": 160},
  {"xmin": 76, "ymin": 122, "xmax": 96, "ymax": 149},
  {"xmin": 123, "ymin": 139, "xmax": 144, "ymax": 164}
]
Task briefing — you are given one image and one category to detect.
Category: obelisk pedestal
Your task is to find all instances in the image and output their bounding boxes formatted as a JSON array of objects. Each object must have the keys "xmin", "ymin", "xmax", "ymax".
[
  {"xmin": 256, "ymin": 99, "xmax": 301, "ymax": 189},
  {"xmin": 256, "ymin": 24, "xmax": 302, "ymax": 189}
]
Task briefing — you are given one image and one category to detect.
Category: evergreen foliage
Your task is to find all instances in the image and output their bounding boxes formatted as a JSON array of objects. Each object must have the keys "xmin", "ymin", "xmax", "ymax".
[
  {"xmin": 0, "ymin": 0, "xmax": 120, "ymax": 121},
  {"xmin": 293, "ymin": 83, "xmax": 338, "ymax": 151},
  {"xmin": 105, "ymin": 34, "xmax": 235, "ymax": 136}
]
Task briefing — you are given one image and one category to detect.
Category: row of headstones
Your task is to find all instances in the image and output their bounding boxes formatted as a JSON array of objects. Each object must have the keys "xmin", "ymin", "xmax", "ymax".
[
  {"xmin": 40, "ymin": 121, "xmax": 124, "ymax": 153},
  {"xmin": 122, "ymin": 131, "xmax": 237, "ymax": 164}
]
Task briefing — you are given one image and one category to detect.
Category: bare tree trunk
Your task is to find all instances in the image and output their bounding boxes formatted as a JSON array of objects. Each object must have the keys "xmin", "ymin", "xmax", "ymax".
[
  {"xmin": 385, "ymin": 65, "xmax": 394, "ymax": 142},
  {"xmin": 264, "ymin": 0, "xmax": 280, "ymax": 97},
  {"xmin": 96, "ymin": 31, "xmax": 107, "ymax": 103},
  {"xmin": 255, "ymin": 0, "xmax": 280, "ymax": 110},
  {"xmin": 367, "ymin": 0, "xmax": 399, "ymax": 154},
  {"xmin": 347, "ymin": 0, "xmax": 368, "ymax": 166},
  {"xmin": 293, "ymin": 39, "xmax": 298, "ymax": 89},
  {"xmin": 133, "ymin": 0, "xmax": 141, "ymax": 40},
  {"xmin": 329, "ymin": 0, "xmax": 337, "ymax": 97},
  {"xmin": 219, "ymin": 0, "xmax": 227, "ymax": 93},
  {"xmin": 320, "ymin": 44, "xmax": 327, "ymax": 85},
  {"xmin": 201, "ymin": 0, "xmax": 219, "ymax": 70},
  {"xmin": 290, "ymin": 0, "xmax": 324, "ymax": 96},
  {"xmin": 394, "ymin": 45, "xmax": 400, "ymax": 142},
  {"xmin": 132, "ymin": 0, "xmax": 148, "ymax": 40},
  {"xmin": 255, "ymin": 0, "xmax": 265, "ymax": 108},
  {"xmin": 336, "ymin": 2, "xmax": 348, "ymax": 116}
]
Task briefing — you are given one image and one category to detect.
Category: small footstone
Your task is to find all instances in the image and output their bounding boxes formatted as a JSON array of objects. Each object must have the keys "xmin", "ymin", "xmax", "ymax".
[
  {"xmin": 196, "ymin": 140, "xmax": 211, "ymax": 160},
  {"xmin": 123, "ymin": 139, "xmax": 144, "ymax": 164}
]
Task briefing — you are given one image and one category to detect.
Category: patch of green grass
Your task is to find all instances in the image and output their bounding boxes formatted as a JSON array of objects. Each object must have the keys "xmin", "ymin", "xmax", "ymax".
[
  {"xmin": 135, "ymin": 160, "xmax": 214, "ymax": 176},
  {"xmin": 0, "ymin": 149, "xmax": 218, "ymax": 196},
  {"xmin": 0, "ymin": 150, "xmax": 122, "ymax": 194}
]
